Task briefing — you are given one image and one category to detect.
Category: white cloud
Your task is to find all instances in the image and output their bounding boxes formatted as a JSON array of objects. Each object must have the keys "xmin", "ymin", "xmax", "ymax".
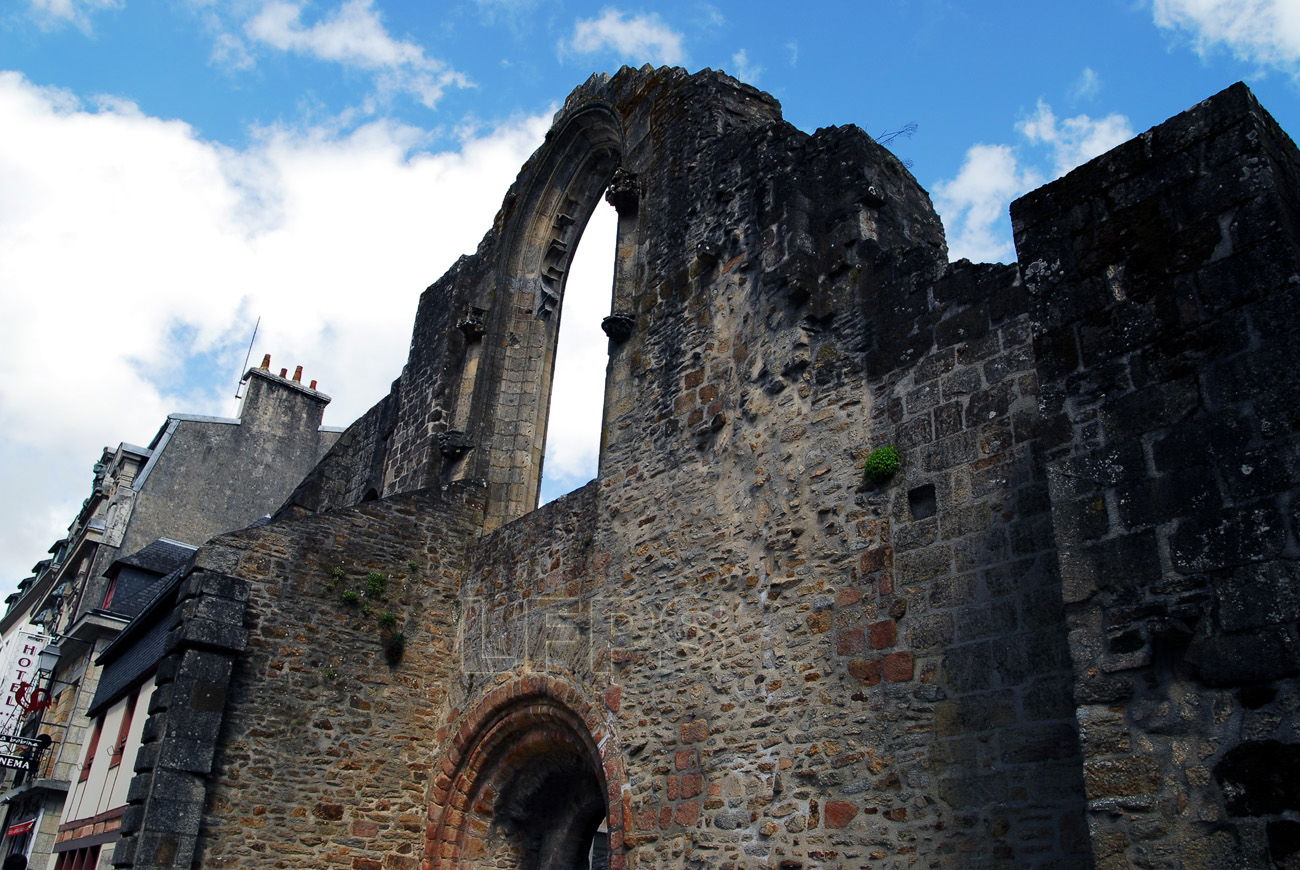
[
  {"xmin": 1153, "ymin": 0, "xmax": 1300, "ymax": 77},
  {"xmin": 566, "ymin": 9, "xmax": 686, "ymax": 65},
  {"xmin": 0, "ymin": 71, "xmax": 555, "ymax": 584},
  {"xmin": 210, "ymin": 30, "xmax": 256, "ymax": 71},
  {"xmin": 1016, "ymin": 100, "xmax": 1134, "ymax": 176},
  {"xmin": 697, "ymin": 4, "xmax": 725, "ymax": 29},
  {"xmin": 933, "ymin": 100, "xmax": 1133, "ymax": 262},
  {"xmin": 932, "ymin": 144, "xmax": 1042, "ymax": 263},
  {"xmin": 730, "ymin": 49, "xmax": 762, "ymax": 84},
  {"xmin": 1070, "ymin": 66, "xmax": 1100, "ymax": 101},
  {"xmin": 26, "ymin": 0, "xmax": 120, "ymax": 32},
  {"xmin": 541, "ymin": 200, "xmax": 617, "ymax": 501},
  {"xmin": 244, "ymin": 0, "xmax": 470, "ymax": 107}
]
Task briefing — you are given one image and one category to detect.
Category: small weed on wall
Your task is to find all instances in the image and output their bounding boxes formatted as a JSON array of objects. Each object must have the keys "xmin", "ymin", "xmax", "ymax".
[
  {"xmin": 326, "ymin": 563, "xmax": 410, "ymax": 665},
  {"xmin": 863, "ymin": 445, "xmax": 902, "ymax": 485}
]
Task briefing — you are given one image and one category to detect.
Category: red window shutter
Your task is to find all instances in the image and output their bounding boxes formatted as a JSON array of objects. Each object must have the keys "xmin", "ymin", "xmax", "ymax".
[
  {"xmin": 80, "ymin": 715, "xmax": 104, "ymax": 781},
  {"xmin": 109, "ymin": 693, "xmax": 137, "ymax": 768}
]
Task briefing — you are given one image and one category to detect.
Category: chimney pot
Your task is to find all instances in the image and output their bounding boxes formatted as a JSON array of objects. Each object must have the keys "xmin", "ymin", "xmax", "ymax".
[
  {"xmin": 309, "ymin": 380, "xmax": 318, "ymax": 390},
  {"xmin": 293, "ymin": 366, "xmax": 303, "ymax": 383},
  {"xmin": 260, "ymin": 353, "xmax": 271, "ymax": 370},
  {"xmin": 279, "ymin": 368, "xmax": 288, "ymax": 378}
]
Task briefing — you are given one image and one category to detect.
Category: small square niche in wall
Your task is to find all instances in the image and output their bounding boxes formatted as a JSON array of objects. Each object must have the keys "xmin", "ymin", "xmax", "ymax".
[{"xmin": 908, "ymin": 484, "xmax": 937, "ymax": 520}]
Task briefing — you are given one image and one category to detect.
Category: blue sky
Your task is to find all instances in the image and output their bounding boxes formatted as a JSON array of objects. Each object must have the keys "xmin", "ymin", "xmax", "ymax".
[{"xmin": 1, "ymin": 0, "xmax": 1297, "ymax": 587}]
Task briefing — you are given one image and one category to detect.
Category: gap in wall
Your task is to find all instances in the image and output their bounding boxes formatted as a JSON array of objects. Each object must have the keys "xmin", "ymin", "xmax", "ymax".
[{"xmin": 538, "ymin": 196, "xmax": 618, "ymax": 506}]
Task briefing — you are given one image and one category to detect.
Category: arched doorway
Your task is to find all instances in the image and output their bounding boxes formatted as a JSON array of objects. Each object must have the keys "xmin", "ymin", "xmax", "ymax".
[{"xmin": 428, "ymin": 682, "xmax": 624, "ymax": 869}]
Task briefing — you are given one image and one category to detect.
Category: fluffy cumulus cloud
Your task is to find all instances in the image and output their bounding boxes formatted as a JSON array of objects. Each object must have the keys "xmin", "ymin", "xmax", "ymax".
[
  {"xmin": 933, "ymin": 99, "xmax": 1133, "ymax": 263},
  {"xmin": 932, "ymin": 145, "xmax": 1042, "ymax": 263},
  {"xmin": 566, "ymin": 8, "xmax": 686, "ymax": 65},
  {"xmin": 244, "ymin": 0, "xmax": 470, "ymax": 107},
  {"xmin": 0, "ymin": 71, "xmax": 559, "ymax": 584},
  {"xmin": 1016, "ymin": 100, "xmax": 1134, "ymax": 176},
  {"xmin": 1153, "ymin": 0, "xmax": 1300, "ymax": 77}
]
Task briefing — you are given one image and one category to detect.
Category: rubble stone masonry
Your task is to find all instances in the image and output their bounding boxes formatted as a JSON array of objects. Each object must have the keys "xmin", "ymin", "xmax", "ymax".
[{"xmin": 112, "ymin": 68, "xmax": 1300, "ymax": 868}]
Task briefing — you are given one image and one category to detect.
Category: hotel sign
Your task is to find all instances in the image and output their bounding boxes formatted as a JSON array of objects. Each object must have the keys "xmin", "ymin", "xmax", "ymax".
[{"xmin": 0, "ymin": 629, "xmax": 51, "ymax": 737}]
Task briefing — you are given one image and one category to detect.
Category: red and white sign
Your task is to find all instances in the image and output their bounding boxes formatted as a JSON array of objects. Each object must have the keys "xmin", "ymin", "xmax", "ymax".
[
  {"xmin": 0, "ymin": 628, "xmax": 52, "ymax": 737},
  {"xmin": 5, "ymin": 819, "xmax": 34, "ymax": 837}
]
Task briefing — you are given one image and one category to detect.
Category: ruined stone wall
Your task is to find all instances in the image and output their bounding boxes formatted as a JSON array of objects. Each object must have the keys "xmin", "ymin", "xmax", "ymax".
[
  {"xmin": 435, "ymin": 67, "xmax": 1088, "ymax": 867},
  {"xmin": 864, "ymin": 259, "xmax": 1091, "ymax": 864},
  {"xmin": 1013, "ymin": 82, "xmax": 1300, "ymax": 868},
  {"xmin": 278, "ymin": 388, "xmax": 398, "ymax": 517},
  {"xmin": 114, "ymin": 69, "xmax": 1300, "ymax": 870},
  {"xmin": 115, "ymin": 484, "xmax": 482, "ymax": 870}
]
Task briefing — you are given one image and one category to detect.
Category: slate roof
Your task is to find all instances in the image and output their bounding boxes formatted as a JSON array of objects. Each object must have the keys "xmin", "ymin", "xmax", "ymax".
[
  {"xmin": 88, "ymin": 565, "xmax": 186, "ymax": 717},
  {"xmin": 102, "ymin": 539, "xmax": 195, "ymax": 621},
  {"xmin": 115, "ymin": 538, "xmax": 195, "ymax": 576}
]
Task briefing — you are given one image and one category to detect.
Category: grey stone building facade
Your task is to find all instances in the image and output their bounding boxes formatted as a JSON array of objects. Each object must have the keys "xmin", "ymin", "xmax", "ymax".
[
  {"xmin": 39, "ymin": 68, "xmax": 1300, "ymax": 869},
  {"xmin": 0, "ymin": 360, "xmax": 341, "ymax": 870}
]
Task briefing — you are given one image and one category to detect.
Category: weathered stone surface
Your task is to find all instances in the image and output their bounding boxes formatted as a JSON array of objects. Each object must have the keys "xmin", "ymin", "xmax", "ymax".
[
  {"xmin": 112, "ymin": 70, "xmax": 1300, "ymax": 870},
  {"xmin": 1017, "ymin": 80, "xmax": 1300, "ymax": 867}
]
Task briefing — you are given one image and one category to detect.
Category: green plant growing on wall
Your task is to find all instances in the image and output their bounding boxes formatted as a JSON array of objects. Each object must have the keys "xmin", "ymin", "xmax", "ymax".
[
  {"xmin": 407, "ymin": 560, "xmax": 420, "ymax": 573},
  {"xmin": 335, "ymin": 566, "xmax": 409, "ymax": 666},
  {"xmin": 864, "ymin": 445, "xmax": 902, "ymax": 484},
  {"xmin": 330, "ymin": 566, "xmax": 345, "ymax": 579}
]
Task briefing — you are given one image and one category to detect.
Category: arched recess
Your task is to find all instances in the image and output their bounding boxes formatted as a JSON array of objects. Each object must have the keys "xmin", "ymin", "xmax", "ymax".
[
  {"xmin": 450, "ymin": 102, "xmax": 635, "ymax": 529},
  {"xmin": 427, "ymin": 677, "xmax": 627, "ymax": 869}
]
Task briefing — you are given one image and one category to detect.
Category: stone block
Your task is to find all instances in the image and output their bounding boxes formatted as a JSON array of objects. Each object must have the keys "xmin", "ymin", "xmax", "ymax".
[
  {"xmin": 176, "ymin": 617, "xmax": 248, "ymax": 652},
  {"xmin": 823, "ymin": 801, "xmax": 858, "ymax": 828},
  {"xmin": 999, "ymin": 723, "xmax": 1080, "ymax": 764},
  {"xmin": 157, "ymin": 737, "xmax": 218, "ymax": 775},
  {"xmin": 1084, "ymin": 756, "xmax": 1160, "ymax": 799},
  {"xmin": 896, "ymin": 544, "xmax": 952, "ymax": 586},
  {"xmin": 1186, "ymin": 627, "xmax": 1300, "ymax": 686},
  {"xmin": 1216, "ymin": 562, "xmax": 1300, "ymax": 632},
  {"xmin": 1169, "ymin": 503, "xmax": 1287, "ymax": 573},
  {"xmin": 1099, "ymin": 379, "xmax": 1199, "ymax": 441},
  {"xmin": 882, "ymin": 651, "xmax": 914, "ymax": 682}
]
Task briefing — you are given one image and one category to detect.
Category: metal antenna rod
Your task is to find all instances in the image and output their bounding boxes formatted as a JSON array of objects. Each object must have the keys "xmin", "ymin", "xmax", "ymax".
[{"xmin": 234, "ymin": 316, "xmax": 261, "ymax": 398}]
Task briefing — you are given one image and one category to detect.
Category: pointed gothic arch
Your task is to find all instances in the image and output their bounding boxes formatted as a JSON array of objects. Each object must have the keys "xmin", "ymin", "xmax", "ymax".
[{"xmin": 447, "ymin": 102, "xmax": 636, "ymax": 529}]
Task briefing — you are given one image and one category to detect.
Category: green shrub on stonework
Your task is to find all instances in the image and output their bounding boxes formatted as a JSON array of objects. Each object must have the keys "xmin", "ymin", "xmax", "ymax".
[
  {"xmin": 330, "ymin": 566, "xmax": 344, "ymax": 579},
  {"xmin": 378, "ymin": 611, "xmax": 397, "ymax": 630},
  {"xmin": 864, "ymin": 445, "xmax": 902, "ymax": 484},
  {"xmin": 340, "ymin": 589, "xmax": 359, "ymax": 606},
  {"xmin": 366, "ymin": 572, "xmax": 388, "ymax": 599},
  {"xmin": 407, "ymin": 560, "xmax": 420, "ymax": 573}
]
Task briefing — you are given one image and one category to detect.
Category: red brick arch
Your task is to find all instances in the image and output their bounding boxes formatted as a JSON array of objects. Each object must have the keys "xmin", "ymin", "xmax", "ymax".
[{"xmin": 426, "ymin": 675, "xmax": 628, "ymax": 869}]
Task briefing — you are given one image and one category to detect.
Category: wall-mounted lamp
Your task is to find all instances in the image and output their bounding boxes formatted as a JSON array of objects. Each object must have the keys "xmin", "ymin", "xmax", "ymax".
[{"xmin": 36, "ymin": 643, "xmax": 61, "ymax": 676}]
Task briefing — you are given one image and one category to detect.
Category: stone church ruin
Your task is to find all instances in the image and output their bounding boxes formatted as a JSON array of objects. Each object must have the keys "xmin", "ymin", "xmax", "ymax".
[{"xmin": 107, "ymin": 67, "xmax": 1300, "ymax": 868}]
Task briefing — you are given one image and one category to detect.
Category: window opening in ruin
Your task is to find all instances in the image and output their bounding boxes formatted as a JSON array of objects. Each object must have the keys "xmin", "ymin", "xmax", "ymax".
[{"xmin": 538, "ymin": 196, "xmax": 617, "ymax": 506}]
